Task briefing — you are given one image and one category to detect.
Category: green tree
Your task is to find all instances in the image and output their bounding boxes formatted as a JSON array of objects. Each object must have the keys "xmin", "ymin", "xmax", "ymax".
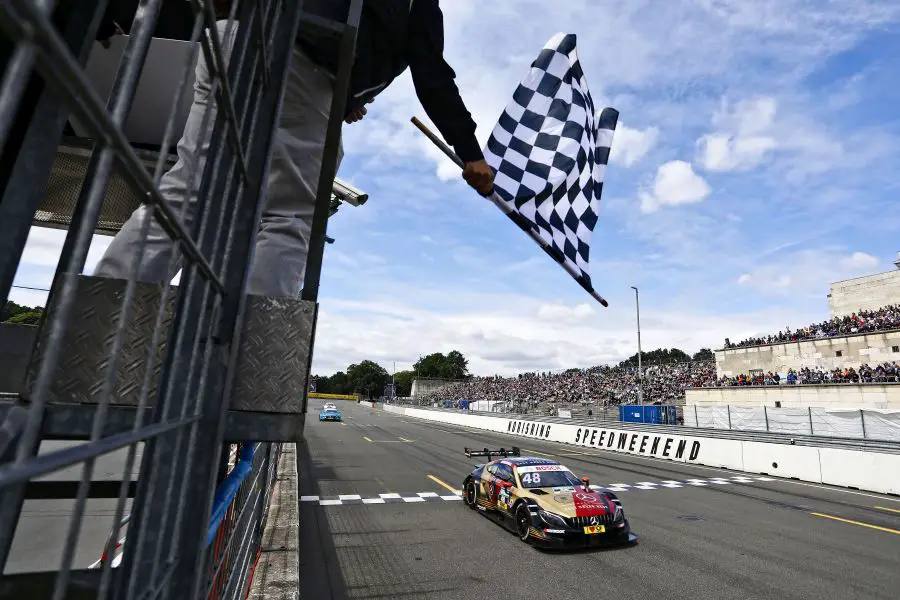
[
  {"xmin": 346, "ymin": 360, "xmax": 390, "ymax": 398},
  {"xmin": 692, "ymin": 348, "xmax": 714, "ymax": 361},
  {"xmin": 393, "ymin": 370, "xmax": 414, "ymax": 397},
  {"xmin": 618, "ymin": 348, "xmax": 691, "ymax": 369},
  {"xmin": 2, "ymin": 301, "xmax": 42, "ymax": 323},
  {"xmin": 443, "ymin": 350, "xmax": 469, "ymax": 379},
  {"xmin": 6, "ymin": 310, "xmax": 42, "ymax": 325},
  {"xmin": 413, "ymin": 350, "xmax": 469, "ymax": 380},
  {"xmin": 313, "ymin": 371, "xmax": 352, "ymax": 395}
]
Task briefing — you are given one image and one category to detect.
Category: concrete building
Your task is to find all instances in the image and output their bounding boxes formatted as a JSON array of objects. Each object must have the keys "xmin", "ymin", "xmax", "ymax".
[
  {"xmin": 714, "ymin": 330, "xmax": 900, "ymax": 378},
  {"xmin": 827, "ymin": 252, "xmax": 900, "ymax": 318},
  {"xmin": 686, "ymin": 384, "xmax": 900, "ymax": 409}
]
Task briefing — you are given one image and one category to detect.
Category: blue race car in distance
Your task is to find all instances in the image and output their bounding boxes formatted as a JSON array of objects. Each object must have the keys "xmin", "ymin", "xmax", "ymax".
[{"xmin": 319, "ymin": 407, "xmax": 342, "ymax": 422}]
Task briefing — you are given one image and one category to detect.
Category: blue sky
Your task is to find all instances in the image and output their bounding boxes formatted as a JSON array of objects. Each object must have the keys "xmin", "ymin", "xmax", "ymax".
[{"xmin": 12, "ymin": 0, "xmax": 900, "ymax": 376}]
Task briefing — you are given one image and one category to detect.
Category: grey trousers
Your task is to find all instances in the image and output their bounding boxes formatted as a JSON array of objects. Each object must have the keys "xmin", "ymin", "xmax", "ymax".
[{"xmin": 93, "ymin": 20, "xmax": 343, "ymax": 298}]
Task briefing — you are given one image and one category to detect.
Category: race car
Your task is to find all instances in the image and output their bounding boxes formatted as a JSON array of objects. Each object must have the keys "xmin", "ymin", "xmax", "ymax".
[
  {"xmin": 319, "ymin": 407, "xmax": 342, "ymax": 422},
  {"xmin": 461, "ymin": 446, "xmax": 637, "ymax": 548}
]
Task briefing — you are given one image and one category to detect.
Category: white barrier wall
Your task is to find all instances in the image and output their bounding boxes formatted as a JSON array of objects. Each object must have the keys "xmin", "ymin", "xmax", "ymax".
[
  {"xmin": 686, "ymin": 384, "xmax": 900, "ymax": 408},
  {"xmin": 382, "ymin": 405, "xmax": 900, "ymax": 495}
]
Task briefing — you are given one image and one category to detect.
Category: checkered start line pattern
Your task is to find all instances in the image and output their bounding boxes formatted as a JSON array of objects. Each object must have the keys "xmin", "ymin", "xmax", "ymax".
[{"xmin": 299, "ymin": 475, "xmax": 777, "ymax": 506}]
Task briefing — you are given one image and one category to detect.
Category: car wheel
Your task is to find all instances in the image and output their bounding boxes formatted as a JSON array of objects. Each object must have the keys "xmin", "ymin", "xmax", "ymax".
[
  {"xmin": 463, "ymin": 478, "xmax": 478, "ymax": 510},
  {"xmin": 515, "ymin": 504, "xmax": 531, "ymax": 542}
]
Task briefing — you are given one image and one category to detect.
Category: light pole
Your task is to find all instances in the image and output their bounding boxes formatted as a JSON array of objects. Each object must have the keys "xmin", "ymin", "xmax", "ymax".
[{"xmin": 631, "ymin": 286, "xmax": 643, "ymax": 404}]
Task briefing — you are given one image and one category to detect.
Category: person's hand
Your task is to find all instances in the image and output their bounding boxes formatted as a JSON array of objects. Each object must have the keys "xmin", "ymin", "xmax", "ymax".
[
  {"xmin": 345, "ymin": 99, "xmax": 373, "ymax": 124},
  {"xmin": 462, "ymin": 159, "xmax": 494, "ymax": 197}
]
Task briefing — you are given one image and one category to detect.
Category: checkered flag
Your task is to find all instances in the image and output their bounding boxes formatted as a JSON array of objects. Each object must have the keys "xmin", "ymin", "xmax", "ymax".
[{"xmin": 483, "ymin": 33, "xmax": 618, "ymax": 306}]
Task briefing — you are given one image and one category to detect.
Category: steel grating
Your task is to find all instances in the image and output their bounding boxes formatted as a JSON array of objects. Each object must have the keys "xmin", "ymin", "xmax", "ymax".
[
  {"xmin": 231, "ymin": 296, "xmax": 315, "ymax": 413},
  {"xmin": 24, "ymin": 275, "xmax": 314, "ymax": 414},
  {"xmin": 34, "ymin": 140, "xmax": 177, "ymax": 235}
]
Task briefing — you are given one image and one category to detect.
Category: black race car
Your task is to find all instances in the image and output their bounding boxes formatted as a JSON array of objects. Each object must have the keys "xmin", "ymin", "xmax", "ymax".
[{"xmin": 461, "ymin": 446, "xmax": 637, "ymax": 548}]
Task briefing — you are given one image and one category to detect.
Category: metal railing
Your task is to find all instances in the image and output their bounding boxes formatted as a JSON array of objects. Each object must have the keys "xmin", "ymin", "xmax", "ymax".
[{"xmin": 0, "ymin": 0, "xmax": 357, "ymax": 598}]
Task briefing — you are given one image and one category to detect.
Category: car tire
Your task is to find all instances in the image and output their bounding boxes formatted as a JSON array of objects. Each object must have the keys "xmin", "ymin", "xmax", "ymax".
[
  {"xmin": 515, "ymin": 503, "xmax": 531, "ymax": 542},
  {"xmin": 463, "ymin": 478, "xmax": 478, "ymax": 510}
]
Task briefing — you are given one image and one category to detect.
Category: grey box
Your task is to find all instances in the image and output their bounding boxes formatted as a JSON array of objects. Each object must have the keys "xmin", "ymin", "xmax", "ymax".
[{"xmin": 23, "ymin": 275, "xmax": 314, "ymax": 416}]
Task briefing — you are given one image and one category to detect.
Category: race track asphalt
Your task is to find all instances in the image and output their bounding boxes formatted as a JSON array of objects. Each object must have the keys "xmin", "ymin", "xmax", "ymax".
[{"xmin": 298, "ymin": 402, "xmax": 900, "ymax": 600}]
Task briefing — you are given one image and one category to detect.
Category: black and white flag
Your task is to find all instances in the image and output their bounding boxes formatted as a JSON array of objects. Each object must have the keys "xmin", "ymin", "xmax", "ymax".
[{"xmin": 483, "ymin": 32, "xmax": 618, "ymax": 306}]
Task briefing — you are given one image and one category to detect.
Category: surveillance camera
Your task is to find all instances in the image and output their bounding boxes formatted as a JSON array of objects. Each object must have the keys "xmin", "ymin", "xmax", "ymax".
[{"xmin": 332, "ymin": 177, "xmax": 368, "ymax": 207}]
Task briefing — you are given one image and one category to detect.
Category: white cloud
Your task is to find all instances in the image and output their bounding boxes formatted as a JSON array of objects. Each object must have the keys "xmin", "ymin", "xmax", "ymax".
[
  {"xmin": 311, "ymin": 291, "xmax": 820, "ymax": 376},
  {"xmin": 17, "ymin": 228, "xmax": 113, "ymax": 272},
  {"xmin": 609, "ymin": 124, "xmax": 660, "ymax": 167},
  {"xmin": 536, "ymin": 303, "xmax": 595, "ymax": 321},
  {"xmin": 736, "ymin": 249, "xmax": 884, "ymax": 297},
  {"xmin": 697, "ymin": 96, "xmax": 779, "ymax": 172},
  {"xmin": 639, "ymin": 160, "xmax": 712, "ymax": 213},
  {"xmin": 840, "ymin": 251, "xmax": 878, "ymax": 270}
]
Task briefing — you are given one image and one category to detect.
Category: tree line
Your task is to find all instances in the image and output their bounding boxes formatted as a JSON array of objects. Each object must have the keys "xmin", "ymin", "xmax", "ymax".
[
  {"xmin": 1, "ymin": 301, "xmax": 44, "ymax": 325},
  {"xmin": 617, "ymin": 347, "xmax": 714, "ymax": 369},
  {"xmin": 313, "ymin": 346, "xmax": 715, "ymax": 398},
  {"xmin": 312, "ymin": 351, "xmax": 470, "ymax": 399}
]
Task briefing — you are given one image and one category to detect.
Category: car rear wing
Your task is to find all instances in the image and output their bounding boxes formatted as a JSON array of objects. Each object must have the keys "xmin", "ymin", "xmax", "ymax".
[{"xmin": 464, "ymin": 446, "xmax": 521, "ymax": 460}]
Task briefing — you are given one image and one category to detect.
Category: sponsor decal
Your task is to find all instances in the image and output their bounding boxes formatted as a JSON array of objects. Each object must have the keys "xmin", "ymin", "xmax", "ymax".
[
  {"xmin": 572, "ymin": 490, "xmax": 609, "ymax": 517},
  {"xmin": 517, "ymin": 465, "xmax": 568, "ymax": 474},
  {"xmin": 573, "ymin": 427, "xmax": 701, "ymax": 462},
  {"xmin": 506, "ymin": 420, "xmax": 552, "ymax": 439},
  {"xmin": 552, "ymin": 494, "xmax": 574, "ymax": 505},
  {"xmin": 498, "ymin": 487, "xmax": 511, "ymax": 510}
]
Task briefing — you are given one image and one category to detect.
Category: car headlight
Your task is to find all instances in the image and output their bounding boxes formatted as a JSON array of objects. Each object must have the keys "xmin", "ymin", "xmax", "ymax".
[
  {"xmin": 539, "ymin": 510, "xmax": 567, "ymax": 528},
  {"xmin": 614, "ymin": 504, "xmax": 624, "ymax": 522}
]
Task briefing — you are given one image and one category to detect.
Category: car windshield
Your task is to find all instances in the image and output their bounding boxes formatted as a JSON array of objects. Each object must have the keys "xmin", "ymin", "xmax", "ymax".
[{"xmin": 517, "ymin": 467, "xmax": 580, "ymax": 489}]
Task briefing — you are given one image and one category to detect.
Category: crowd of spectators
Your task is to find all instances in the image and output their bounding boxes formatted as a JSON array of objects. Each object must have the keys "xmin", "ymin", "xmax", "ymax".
[
  {"xmin": 723, "ymin": 305, "xmax": 900, "ymax": 349},
  {"xmin": 417, "ymin": 361, "xmax": 717, "ymax": 411},
  {"xmin": 717, "ymin": 362, "xmax": 899, "ymax": 386}
]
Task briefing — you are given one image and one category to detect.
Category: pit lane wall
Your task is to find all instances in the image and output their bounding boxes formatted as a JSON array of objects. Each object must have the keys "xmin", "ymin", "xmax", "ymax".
[{"xmin": 381, "ymin": 405, "xmax": 900, "ymax": 495}]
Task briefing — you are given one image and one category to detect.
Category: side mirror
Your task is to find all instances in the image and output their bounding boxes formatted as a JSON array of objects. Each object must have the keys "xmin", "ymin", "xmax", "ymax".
[{"xmin": 581, "ymin": 477, "xmax": 590, "ymax": 490}]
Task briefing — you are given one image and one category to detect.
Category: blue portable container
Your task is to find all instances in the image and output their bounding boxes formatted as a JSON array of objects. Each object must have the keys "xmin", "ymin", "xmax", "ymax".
[{"xmin": 619, "ymin": 405, "xmax": 677, "ymax": 424}]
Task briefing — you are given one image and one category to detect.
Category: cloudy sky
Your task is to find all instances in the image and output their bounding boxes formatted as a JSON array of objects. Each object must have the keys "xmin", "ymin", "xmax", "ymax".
[{"xmin": 11, "ymin": 0, "xmax": 900, "ymax": 377}]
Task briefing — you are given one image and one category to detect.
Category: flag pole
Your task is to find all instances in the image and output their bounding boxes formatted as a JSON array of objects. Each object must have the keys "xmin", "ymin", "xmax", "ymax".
[{"xmin": 410, "ymin": 117, "xmax": 609, "ymax": 308}]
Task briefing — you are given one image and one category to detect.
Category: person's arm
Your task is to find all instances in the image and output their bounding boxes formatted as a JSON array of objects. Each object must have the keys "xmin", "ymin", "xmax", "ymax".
[{"xmin": 407, "ymin": 0, "xmax": 493, "ymax": 195}]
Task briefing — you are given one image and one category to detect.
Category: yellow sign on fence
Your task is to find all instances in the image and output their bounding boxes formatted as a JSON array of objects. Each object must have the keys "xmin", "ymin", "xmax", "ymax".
[{"xmin": 309, "ymin": 392, "xmax": 359, "ymax": 400}]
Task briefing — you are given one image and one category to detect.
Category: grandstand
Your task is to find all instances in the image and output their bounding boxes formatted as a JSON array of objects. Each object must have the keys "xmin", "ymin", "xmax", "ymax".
[{"xmin": 416, "ymin": 361, "xmax": 716, "ymax": 414}]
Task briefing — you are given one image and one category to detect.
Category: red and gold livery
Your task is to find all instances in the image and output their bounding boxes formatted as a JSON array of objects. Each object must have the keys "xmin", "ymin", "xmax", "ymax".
[{"xmin": 461, "ymin": 447, "xmax": 637, "ymax": 548}]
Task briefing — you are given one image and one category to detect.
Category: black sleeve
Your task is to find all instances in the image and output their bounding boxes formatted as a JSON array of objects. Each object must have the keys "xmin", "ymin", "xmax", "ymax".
[
  {"xmin": 95, "ymin": 8, "xmax": 117, "ymax": 40},
  {"xmin": 407, "ymin": 0, "xmax": 484, "ymax": 163}
]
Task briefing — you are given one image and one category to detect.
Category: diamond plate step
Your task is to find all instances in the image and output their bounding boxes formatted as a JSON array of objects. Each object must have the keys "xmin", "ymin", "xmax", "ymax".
[{"xmin": 22, "ymin": 275, "xmax": 314, "ymax": 420}]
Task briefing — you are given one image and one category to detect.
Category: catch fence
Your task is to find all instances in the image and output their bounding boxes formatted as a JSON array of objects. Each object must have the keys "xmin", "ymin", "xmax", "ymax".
[
  {"xmin": 684, "ymin": 405, "xmax": 900, "ymax": 442},
  {"xmin": 0, "ymin": 1, "xmax": 358, "ymax": 599}
]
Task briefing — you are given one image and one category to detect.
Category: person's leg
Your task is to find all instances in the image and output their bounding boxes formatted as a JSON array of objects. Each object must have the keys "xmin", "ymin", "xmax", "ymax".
[
  {"xmin": 92, "ymin": 20, "xmax": 236, "ymax": 282},
  {"xmin": 245, "ymin": 46, "xmax": 343, "ymax": 298}
]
